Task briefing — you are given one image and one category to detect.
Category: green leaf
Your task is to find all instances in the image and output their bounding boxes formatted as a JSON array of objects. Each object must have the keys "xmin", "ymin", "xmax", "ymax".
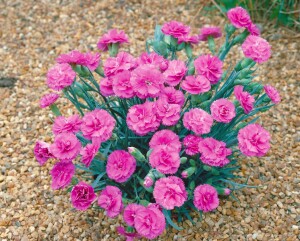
[{"xmin": 162, "ymin": 209, "xmax": 183, "ymax": 231}]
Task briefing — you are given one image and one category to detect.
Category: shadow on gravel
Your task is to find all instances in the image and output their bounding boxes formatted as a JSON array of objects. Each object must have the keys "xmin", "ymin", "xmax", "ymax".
[{"xmin": 0, "ymin": 77, "xmax": 17, "ymax": 88}]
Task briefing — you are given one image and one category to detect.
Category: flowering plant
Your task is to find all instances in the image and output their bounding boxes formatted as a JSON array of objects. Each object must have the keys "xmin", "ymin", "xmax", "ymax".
[{"xmin": 35, "ymin": 6, "xmax": 280, "ymax": 240}]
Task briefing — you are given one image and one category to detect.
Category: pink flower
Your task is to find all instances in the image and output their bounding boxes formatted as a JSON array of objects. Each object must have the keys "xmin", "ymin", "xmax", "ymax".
[
  {"xmin": 83, "ymin": 52, "xmax": 101, "ymax": 71},
  {"xmin": 193, "ymin": 184, "xmax": 219, "ymax": 212},
  {"xmin": 106, "ymin": 150, "xmax": 136, "ymax": 183},
  {"xmin": 198, "ymin": 138, "xmax": 232, "ymax": 167},
  {"xmin": 104, "ymin": 52, "xmax": 137, "ymax": 77},
  {"xmin": 34, "ymin": 140, "xmax": 53, "ymax": 165},
  {"xmin": 52, "ymin": 114, "xmax": 82, "ymax": 135},
  {"xmin": 163, "ymin": 60, "xmax": 187, "ymax": 86},
  {"xmin": 138, "ymin": 52, "xmax": 169, "ymax": 72},
  {"xmin": 46, "ymin": 63, "xmax": 76, "ymax": 91},
  {"xmin": 111, "ymin": 70, "xmax": 135, "ymax": 98},
  {"xmin": 159, "ymin": 87, "xmax": 185, "ymax": 106},
  {"xmin": 70, "ymin": 181, "xmax": 97, "ymax": 211},
  {"xmin": 227, "ymin": 7, "xmax": 252, "ymax": 28},
  {"xmin": 234, "ymin": 85, "xmax": 255, "ymax": 114},
  {"xmin": 97, "ymin": 29, "xmax": 129, "ymax": 51},
  {"xmin": 183, "ymin": 108, "xmax": 213, "ymax": 135},
  {"xmin": 100, "ymin": 77, "xmax": 114, "ymax": 96},
  {"xmin": 149, "ymin": 129, "xmax": 181, "ymax": 152},
  {"xmin": 98, "ymin": 185, "xmax": 123, "ymax": 218},
  {"xmin": 144, "ymin": 176, "xmax": 154, "ymax": 188},
  {"xmin": 153, "ymin": 176, "xmax": 187, "ymax": 210},
  {"xmin": 149, "ymin": 145, "xmax": 180, "ymax": 174},
  {"xmin": 183, "ymin": 135, "xmax": 202, "ymax": 156},
  {"xmin": 155, "ymin": 99, "xmax": 181, "ymax": 126},
  {"xmin": 81, "ymin": 109, "xmax": 116, "ymax": 142},
  {"xmin": 117, "ymin": 226, "xmax": 141, "ymax": 241},
  {"xmin": 134, "ymin": 205, "xmax": 166, "ymax": 239},
  {"xmin": 194, "ymin": 55, "xmax": 223, "ymax": 84},
  {"xmin": 40, "ymin": 93, "xmax": 59, "ymax": 108},
  {"xmin": 181, "ymin": 75, "xmax": 211, "ymax": 94},
  {"xmin": 210, "ymin": 98, "xmax": 236, "ymax": 123},
  {"xmin": 224, "ymin": 188, "xmax": 231, "ymax": 195},
  {"xmin": 264, "ymin": 85, "xmax": 281, "ymax": 104},
  {"xmin": 241, "ymin": 36, "xmax": 271, "ymax": 64},
  {"xmin": 126, "ymin": 102, "xmax": 160, "ymax": 136},
  {"xmin": 50, "ymin": 133, "xmax": 81, "ymax": 162},
  {"xmin": 161, "ymin": 21, "xmax": 190, "ymax": 38},
  {"xmin": 247, "ymin": 23, "xmax": 260, "ymax": 36},
  {"xmin": 130, "ymin": 64, "xmax": 164, "ymax": 99},
  {"xmin": 198, "ymin": 26, "xmax": 222, "ymax": 41},
  {"xmin": 238, "ymin": 123, "xmax": 271, "ymax": 157},
  {"xmin": 123, "ymin": 203, "xmax": 143, "ymax": 226},
  {"xmin": 80, "ymin": 143, "xmax": 99, "ymax": 167},
  {"xmin": 50, "ymin": 161, "xmax": 75, "ymax": 190},
  {"xmin": 177, "ymin": 35, "xmax": 199, "ymax": 45}
]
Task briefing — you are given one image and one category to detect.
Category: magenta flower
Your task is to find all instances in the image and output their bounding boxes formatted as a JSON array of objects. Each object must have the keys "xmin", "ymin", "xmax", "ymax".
[
  {"xmin": 111, "ymin": 70, "xmax": 135, "ymax": 98},
  {"xmin": 242, "ymin": 36, "xmax": 271, "ymax": 64},
  {"xmin": 161, "ymin": 21, "xmax": 190, "ymax": 38},
  {"xmin": 193, "ymin": 184, "xmax": 219, "ymax": 212},
  {"xmin": 194, "ymin": 54, "xmax": 223, "ymax": 84},
  {"xmin": 163, "ymin": 60, "xmax": 187, "ymax": 86},
  {"xmin": 40, "ymin": 93, "xmax": 59, "ymax": 108},
  {"xmin": 130, "ymin": 64, "xmax": 164, "ymax": 99},
  {"xmin": 99, "ymin": 77, "xmax": 114, "ymax": 96},
  {"xmin": 138, "ymin": 52, "xmax": 169, "ymax": 72},
  {"xmin": 123, "ymin": 203, "xmax": 144, "ymax": 226},
  {"xmin": 143, "ymin": 176, "xmax": 154, "ymax": 188},
  {"xmin": 50, "ymin": 133, "xmax": 81, "ymax": 162},
  {"xmin": 34, "ymin": 140, "xmax": 53, "ymax": 165},
  {"xmin": 98, "ymin": 185, "xmax": 123, "ymax": 218},
  {"xmin": 198, "ymin": 26, "xmax": 222, "ymax": 41},
  {"xmin": 183, "ymin": 134, "xmax": 202, "ymax": 156},
  {"xmin": 83, "ymin": 52, "xmax": 101, "ymax": 71},
  {"xmin": 238, "ymin": 124, "xmax": 271, "ymax": 157},
  {"xmin": 159, "ymin": 87, "xmax": 185, "ymax": 106},
  {"xmin": 181, "ymin": 75, "xmax": 211, "ymax": 95},
  {"xmin": 149, "ymin": 145, "xmax": 180, "ymax": 174},
  {"xmin": 183, "ymin": 108, "xmax": 213, "ymax": 135},
  {"xmin": 97, "ymin": 29, "xmax": 129, "ymax": 51},
  {"xmin": 81, "ymin": 109, "xmax": 116, "ymax": 142},
  {"xmin": 50, "ymin": 161, "xmax": 75, "ymax": 190},
  {"xmin": 153, "ymin": 176, "xmax": 187, "ymax": 210},
  {"xmin": 198, "ymin": 137, "xmax": 232, "ymax": 167},
  {"xmin": 46, "ymin": 63, "xmax": 76, "ymax": 91},
  {"xmin": 210, "ymin": 98, "xmax": 236, "ymax": 123},
  {"xmin": 234, "ymin": 85, "xmax": 255, "ymax": 114},
  {"xmin": 52, "ymin": 114, "xmax": 82, "ymax": 135},
  {"xmin": 126, "ymin": 102, "xmax": 160, "ymax": 136},
  {"xmin": 106, "ymin": 150, "xmax": 136, "ymax": 183},
  {"xmin": 264, "ymin": 85, "xmax": 281, "ymax": 104},
  {"xmin": 80, "ymin": 143, "xmax": 99, "ymax": 167},
  {"xmin": 155, "ymin": 99, "xmax": 181, "ymax": 126},
  {"xmin": 247, "ymin": 23, "xmax": 260, "ymax": 36},
  {"xmin": 149, "ymin": 129, "xmax": 181, "ymax": 152},
  {"xmin": 70, "ymin": 181, "xmax": 97, "ymax": 211},
  {"xmin": 227, "ymin": 7, "xmax": 252, "ymax": 28},
  {"xmin": 104, "ymin": 52, "xmax": 137, "ymax": 77},
  {"xmin": 177, "ymin": 35, "xmax": 199, "ymax": 45}
]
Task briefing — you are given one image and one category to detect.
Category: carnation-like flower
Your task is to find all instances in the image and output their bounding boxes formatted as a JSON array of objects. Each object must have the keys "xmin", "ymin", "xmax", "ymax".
[
  {"xmin": 183, "ymin": 108, "xmax": 213, "ymax": 135},
  {"xmin": 227, "ymin": 7, "xmax": 252, "ymax": 28},
  {"xmin": 50, "ymin": 133, "xmax": 81, "ymax": 162},
  {"xmin": 241, "ymin": 36, "xmax": 271, "ymax": 64},
  {"xmin": 40, "ymin": 93, "xmax": 59, "ymax": 108},
  {"xmin": 161, "ymin": 21, "xmax": 190, "ymax": 38},
  {"xmin": 159, "ymin": 87, "xmax": 185, "ymax": 106},
  {"xmin": 46, "ymin": 63, "xmax": 76, "ymax": 91},
  {"xmin": 153, "ymin": 176, "xmax": 187, "ymax": 210},
  {"xmin": 52, "ymin": 114, "xmax": 82, "ymax": 135},
  {"xmin": 98, "ymin": 185, "xmax": 123, "ymax": 218},
  {"xmin": 177, "ymin": 35, "xmax": 199, "ymax": 45},
  {"xmin": 198, "ymin": 26, "xmax": 222, "ymax": 41},
  {"xmin": 149, "ymin": 145, "xmax": 180, "ymax": 174},
  {"xmin": 70, "ymin": 181, "xmax": 97, "ymax": 211},
  {"xmin": 126, "ymin": 102, "xmax": 160, "ymax": 136},
  {"xmin": 80, "ymin": 143, "xmax": 99, "ymax": 167},
  {"xmin": 264, "ymin": 85, "xmax": 281, "ymax": 104},
  {"xmin": 247, "ymin": 23, "xmax": 260, "ymax": 36},
  {"xmin": 163, "ymin": 60, "xmax": 187, "ymax": 86},
  {"xmin": 50, "ymin": 161, "xmax": 75, "ymax": 190},
  {"xmin": 97, "ymin": 29, "xmax": 129, "ymax": 51},
  {"xmin": 138, "ymin": 52, "xmax": 169, "ymax": 72},
  {"xmin": 111, "ymin": 70, "xmax": 135, "ymax": 98},
  {"xmin": 198, "ymin": 137, "xmax": 232, "ymax": 167},
  {"xmin": 34, "ymin": 140, "xmax": 53, "ymax": 165},
  {"xmin": 210, "ymin": 98, "xmax": 236, "ymax": 123},
  {"xmin": 238, "ymin": 124, "xmax": 271, "ymax": 157},
  {"xmin": 123, "ymin": 203, "xmax": 143, "ymax": 226},
  {"xmin": 83, "ymin": 52, "xmax": 101, "ymax": 71},
  {"xmin": 194, "ymin": 55, "xmax": 223, "ymax": 84},
  {"xmin": 183, "ymin": 135, "xmax": 202, "ymax": 156},
  {"xmin": 130, "ymin": 64, "xmax": 164, "ymax": 98},
  {"xmin": 106, "ymin": 150, "xmax": 136, "ymax": 183},
  {"xmin": 99, "ymin": 77, "xmax": 114, "ymax": 96},
  {"xmin": 155, "ymin": 99, "xmax": 181, "ymax": 126},
  {"xmin": 234, "ymin": 85, "xmax": 255, "ymax": 114},
  {"xmin": 104, "ymin": 52, "xmax": 137, "ymax": 77},
  {"xmin": 149, "ymin": 129, "xmax": 181, "ymax": 152},
  {"xmin": 181, "ymin": 75, "xmax": 211, "ymax": 94},
  {"xmin": 81, "ymin": 109, "xmax": 116, "ymax": 142},
  {"xmin": 193, "ymin": 184, "xmax": 219, "ymax": 212},
  {"xmin": 134, "ymin": 205, "xmax": 166, "ymax": 239}
]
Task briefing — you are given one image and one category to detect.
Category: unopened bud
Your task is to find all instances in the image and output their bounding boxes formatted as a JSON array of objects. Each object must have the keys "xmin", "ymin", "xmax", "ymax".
[
  {"xmin": 216, "ymin": 187, "xmax": 231, "ymax": 195},
  {"xmin": 181, "ymin": 166, "xmax": 196, "ymax": 179},
  {"xmin": 235, "ymin": 58, "xmax": 255, "ymax": 71},
  {"xmin": 180, "ymin": 157, "xmax": 187, "ymax": 164},
  {"xmin": 128, "ymin": 147, "xmax": 147, "ymax": 162},
  {"xmin": 232, "ymin": 30, "xmax": 249, "ymax": 45},
  {"xmin": 144, "ymin": 176, "xmax": 154, "ymax": 188}
]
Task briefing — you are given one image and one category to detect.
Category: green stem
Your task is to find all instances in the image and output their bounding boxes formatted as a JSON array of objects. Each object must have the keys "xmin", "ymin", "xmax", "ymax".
[{"xmin": 50, "ymin": 104, "xmax": 61, "ymax": 116}]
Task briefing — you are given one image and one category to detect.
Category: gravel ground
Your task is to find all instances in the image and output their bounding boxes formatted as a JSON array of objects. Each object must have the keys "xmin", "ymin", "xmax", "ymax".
[{"xmin": 0, "ymin": 1, "xmax": 299, "ymax": 240}]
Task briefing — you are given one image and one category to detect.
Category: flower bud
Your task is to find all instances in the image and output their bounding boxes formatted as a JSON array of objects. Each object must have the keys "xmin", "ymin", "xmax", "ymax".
[
  {"xmin": 203, "ymin": 165, "xmax": 212, "ymax": 171},
  {"xmin": 235, "ymin": 58, "xmax": 255, "ymax": 71},
  {"xmin": 238, "ymin": 68, "xmax": 254, "ymax": 79},
  {"xmin": 128, "ymin": 147, "xmax": 147, "ymax": 162},
  {"xmin": 180, "ymin": 157, "xmax": 187, "ymax": 164},
  {"xmin": 216, "ymin": 187, "xmax": 231, "ymax": 195},
  {"xmin": 181, "ymin": 166, "xmax": 196, "ymax": 179},
  {"xmin": 189, "ymin": 159, "xmax": 196, "ymax": 166},
  {"xmin": 143, "ymin": 176, "xmax": 154, "ymax": 188},
  {"xmin": 232, "ymin": 30, "xmax": 249, "ymax": 45}
]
